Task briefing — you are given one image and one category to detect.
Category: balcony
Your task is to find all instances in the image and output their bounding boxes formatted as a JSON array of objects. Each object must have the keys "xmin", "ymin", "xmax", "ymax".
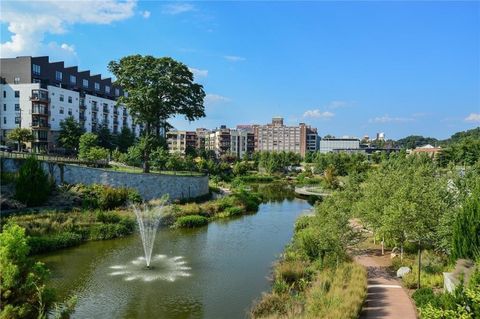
[
  {"xmin": 79, "ymin": 98, "xmax": 86, "ymax": 110},
  {"xmin": 92, "ymin": 106, "xmax": 99, "ymax": 112},
  {"xmin": 92, "ymin": 117, "xmax": 98, "ymax": 124},
  {"xmin": 123, "ymin": 110, "xmax": 128, "ymax": 117},
  {"xmin": 32, "ymin": 105, "xmax": 48, "ymax": 116},
  {"xmin": 30, "ymin": 89, "xmax": 49, "ymax": 102},
  {"xmin": 79, "ymin": 113, "xmax": 86, "ymax": 121},
  {"xmin": 113, "ymin": 108, "xmax": 119, "ymax": 115},
  {"xmin": 103, "ymin": 107, "xmax": 109, "ymax": 113},
  {"xmin": 31, "ymin": 121, "xmax": 49, "ymax": 129}
]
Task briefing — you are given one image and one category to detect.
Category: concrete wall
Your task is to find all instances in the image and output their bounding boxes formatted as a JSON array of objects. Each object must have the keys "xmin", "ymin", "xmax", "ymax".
[{"xmin": 1, "ymin": 158, "xmax": 209, "ymax": 201}]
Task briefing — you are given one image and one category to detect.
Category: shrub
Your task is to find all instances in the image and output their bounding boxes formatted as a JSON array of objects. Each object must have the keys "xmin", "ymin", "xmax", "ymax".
[
  {"xmin": 225, "ymin": 206, "xmax": 243, "ymax": 216},
  {"xmin": 89, "ymin": 222, "xmax": 133, "ymax": 240},
  {"xmin": 250, "ymin": 293, "xmax": 291, "ymax": 318},
  {"xmin": 275, "ymin": 260, "xmax": 311, "ymax": 287},
  {"xmin": 15, "ymin": 156, "xmax": 52, "ymax": 206},
  {"xmin": 174, "ymin": 215, "xmax": 208, "ymax": 228},
  {"xmin": 28, "ymin": 232, "xmax": 83, "ymax": 254},
  {"xmin": 80, "ymin": 184, "xmax": 141, "ymax": 210},
  {"xmin": 412, "ymin": 288, "xmax": 438, "ymax": 308}
]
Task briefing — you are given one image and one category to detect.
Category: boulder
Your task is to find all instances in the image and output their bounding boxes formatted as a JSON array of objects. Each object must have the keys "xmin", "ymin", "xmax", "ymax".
[{"xmin": 397, "ymin": 266, "xmax": 411, "ymax": 278}]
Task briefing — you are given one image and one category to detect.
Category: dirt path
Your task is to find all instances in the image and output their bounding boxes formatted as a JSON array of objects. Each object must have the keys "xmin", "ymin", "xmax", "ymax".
[{"xmin": 355, "ymin": 249, "xmax": 417, "ymax": 319}]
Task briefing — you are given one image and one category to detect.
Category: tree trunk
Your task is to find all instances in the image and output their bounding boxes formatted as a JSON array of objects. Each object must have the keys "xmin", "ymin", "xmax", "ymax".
[
  {"xmin": 381, "ymin": 236, "xmax": 385, "ymax": 255},
  {"xmin": 18, "ymin": 140, "xmax": 21, "ymax": 152},
  {"xmin": 401, "ymin": 243, "xmax": 404, "ymax": 262}
]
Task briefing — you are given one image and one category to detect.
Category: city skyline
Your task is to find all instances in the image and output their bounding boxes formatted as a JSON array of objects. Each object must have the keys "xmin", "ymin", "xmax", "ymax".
[{"xmin": 1, "ymin": 1, "xmax": 479, "ymax": 139}]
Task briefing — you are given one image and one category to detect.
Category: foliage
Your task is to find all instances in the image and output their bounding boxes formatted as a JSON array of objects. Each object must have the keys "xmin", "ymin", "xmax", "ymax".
[
  {"xmin": 174, "ymin": 215, "xmax": 208, "ymax": 228},
  {"xmin": 0, "ymin": 223, "xmax": 55, "ymax": 318},
  {"xmin": 396, "ymin": 135, "xmax": 439, "ymax": 149},
  {"xmin": 7, "ymin": 128, "xmax": 33, "ymax": 151},
  {"xmin": 95, "ymin": 125, "xmax": 114, "ymax": 150},
  {"xmin": 74, "ymin": 184, "xmax": 141, "ymax": 210},
  {"xmin": 108, "ymin": 55, "xmax": 206, "ymax": 172},
  {"xmin": 78, "ymin": 132, "xmax": 98, "ymax": 159},
  {"xmin": 6, "ymin": 210, "xmax": 136, "ymax": 254},
  {"xmin": 452, "ymin": 183, "xmax": 480, "ymax": 260},
  {"xmin": 255, "ymin": 151, "xmax": 301, "ymax": 174},
  {"xmin": 115, "ymin": 126, "xmax": 136, "ymax": 153},
  {"xmin": 57, "ymin": 116, "xmax": 84, "ymax": 152},
  {"xmin": 15, "ymin": 156, "xmax": 51, "ymax": 206}
]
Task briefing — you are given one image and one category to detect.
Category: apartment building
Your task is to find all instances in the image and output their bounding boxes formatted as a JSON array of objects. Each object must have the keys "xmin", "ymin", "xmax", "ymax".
[
  {"xmin": 0, "ymin": 56, "xmax": 141, "ymax": 152},
  {"xmin": 166, "ymin": 130, "xmax": 197, "ymax": 154},
  {"xmin": 253, "ymin": 117, "xmax": 314, "ymax": 157},
  {"xmin": 205, "ymin": 125, "xmax": 231, "ymax": 157},
  {"xmin": 319, "ymin": 137, "xmax": 360, "ymax": 153}
]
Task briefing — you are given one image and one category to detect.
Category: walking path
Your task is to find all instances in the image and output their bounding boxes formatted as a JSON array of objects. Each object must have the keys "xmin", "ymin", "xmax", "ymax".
[{"xmin": 355, "ymin": 250, "xmax": 417, "ymax": 319}]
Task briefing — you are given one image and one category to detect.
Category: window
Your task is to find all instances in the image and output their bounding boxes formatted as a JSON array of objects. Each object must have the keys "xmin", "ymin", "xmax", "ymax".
[
  {"xmin": 83, "ymin": 79, "xmax": 89, "ymax": 87},
  {"xmin": 59, "ymin": 94, "xmax": 64, "ymax": 102},
  {"xmin": 3, "ymin": 104, "xmax": 6, "ymax": 111},
  {"xmin": 15, "ymin": 117, "xmax": 20, "ymax": 124},
  {"xmin": 70, "ymin": 75, "xmax": 76, "ymax": 84},
  {"xmin": 14, "ymin": 77, "xmax": 20, "ymax": 84},
  {"xmin": 14, "ymin": 91, "xmax": 20, "ymax": 98},
  {"xmin": 15, "ymin": 104, "xmax": 20, "ymax": 111},
  {"xmin": 94, "ymin": 82, "xmax": 100, "ymax": 91},
  {"xmin": 32, "ymin": 64, "xmax": 41, "ymax": 75},
  {"xmin": 68, "ymin": 96, "xmax": 72, "ymax": 103},
  {"xmin": 33, "ymin": 78, "xmax": 41, "ymax": 83},
  {"xmin": 115, "ymin": 88, "xmax": 120, "ymax": 96},
  {"xmin": 105, "ymin": 86, "xmax": 110, "ymax": 94},
  {"xmin": 59, "ymin": 107, "xmax": 64, "ymax": 114},
  {"xmin": 2, "ymin": 91, "xmax": 5, "ymax": 98},
  {"xmin": 68, "ymin": 108, "xmax": 72, "ymax": 116},
  {"xmin": 3, "ymin": 117, "xmax": 6, "ymax": 124},
  {"xmin": 55, "ymin": 71, "xmax": 63, "ymax": 81},
  {"xmin": 124, "ymin": 91, "xmax": 128, "ymax": 97}
]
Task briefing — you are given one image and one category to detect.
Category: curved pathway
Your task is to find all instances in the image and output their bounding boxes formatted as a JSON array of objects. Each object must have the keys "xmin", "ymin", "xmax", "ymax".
[{"xmin": 355, "ymin": 250, "xmax": 417, "ymax": 319}]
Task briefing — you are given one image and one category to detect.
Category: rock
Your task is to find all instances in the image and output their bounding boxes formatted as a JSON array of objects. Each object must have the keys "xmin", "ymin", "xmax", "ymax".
[{"xmin": 397, "ymin": 266, "xmax": 411, "ymax": 278}]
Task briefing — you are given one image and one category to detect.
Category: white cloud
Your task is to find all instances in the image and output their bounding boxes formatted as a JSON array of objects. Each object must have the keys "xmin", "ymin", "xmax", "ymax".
[
  {"xmin": 224, "ymin": 55, "xmax": 246, "ymax": 62},
  {"xmin": 162, "ymin": 3, "xmax": 195, "ymax": 15},
  {"xmin": 205, "ymin": 94, "xmax": 230, "ymax": 104},
  {"xmin": 465, "ymin": 113, "xmax": 480, "ymax": 123},
  {"xmin": 189, "ymin": 67, "xmax": 208, "ymax": 78},
  {"xmin": 368, "ymin": 115, "xmax": 414, "ymax": 123},
  {"xmin": 303, "ymin": 110, "xmax": 334, "ymax": 119},
  {"xmin": 0, "ymin": 0, "xmax": 137, "ymax": 60},
  {"xmin": 140, "ymin": 10, "xmax": 151, "ymax": 19}
]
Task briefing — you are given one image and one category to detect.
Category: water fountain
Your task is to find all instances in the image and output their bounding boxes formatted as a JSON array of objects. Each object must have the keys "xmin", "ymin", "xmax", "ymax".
[{"xmin": 131, "ymin": 200, "xmax": 167, "ymax": 268}]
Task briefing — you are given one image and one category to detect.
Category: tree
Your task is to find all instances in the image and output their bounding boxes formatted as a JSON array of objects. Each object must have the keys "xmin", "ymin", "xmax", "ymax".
[
  {"xmin": 96, "ymin": 125, "xmax": 114, "ymax": 150},
  {"xmin": 452, "ymin": 183, "xmax": 480, "ymax": 260},
  {"xmin": 78, "ymin": 133, "xmax": 98, "ymax": 159},
  {"xmin": 15, "ymin": 156, "xmax": 51, "ymax": 206},
  {"xmin": 116, "ymin": 126, "xmax": 136, "ymax": 152},
  {"xmin": 108, "ymin": 55, "xmax": 206, "ymax": 172},
  {"xmin": 7, "ymin": 128, "xmax": 33, "ymax": 151},
  {"xmin": 57, "ymin": 116, "xmax": 84, "ymax": 152},
  {"xmin": 0, "ymin": 223, "xmax": 54, "ymax": 318}
]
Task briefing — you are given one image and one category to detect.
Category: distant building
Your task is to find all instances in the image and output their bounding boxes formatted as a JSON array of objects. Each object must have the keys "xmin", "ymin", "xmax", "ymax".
[
  {"xmin": 195, "ymin": 128, "xmax": 210, "ymax": 151},
  {"xmin": 253, "ymin": 117, "xmax": 313, "ymax": 156},
  {"xmin": 166, "ymin": 130, "xmax": 197, "ymax": 154},
  {"xmin": 230, "ymin": 129, "xmax": 255, "ymax": 159},
  {"xmin": 236, "ymin": 124, "xmax": 254, "ymax": 133},
  {"xmin": 306, "ymin": 127, "xmax": 319, "ymax": 152},
  {"xmin": 376, "ymin": 132, "xmax": 385, "ymax": 141},
  {"xmin": 205, "ymin": 125, "xmax": 231, "ymax": 157},
  {"xmin": 319, "ymin": 137, "xmax": 360, "ymax": 153},
  {"xmin": 410, "ymin": 144, "xmax": 442, "ymax": 158}
]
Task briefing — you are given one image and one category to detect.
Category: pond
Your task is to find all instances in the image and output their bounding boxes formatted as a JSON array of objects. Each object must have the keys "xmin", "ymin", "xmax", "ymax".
[{"xmin": 41, "ymin": 185, "xmax": 312, "ymax": 319}]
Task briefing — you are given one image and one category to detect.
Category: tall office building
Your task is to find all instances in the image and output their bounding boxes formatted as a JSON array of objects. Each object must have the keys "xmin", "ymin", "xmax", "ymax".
[
  {"xmin": 253, "ymin": 117, "xmax": 315, "ymax": 156},
  {"xmin": 0, "ymin": 56, "xmax": 143, "ymax": 152}
]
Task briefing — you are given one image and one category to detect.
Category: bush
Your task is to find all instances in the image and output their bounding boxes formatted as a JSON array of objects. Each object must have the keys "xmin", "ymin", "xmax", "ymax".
[
  {"xmin": 89, "ymin": 221, "xmax": 133, "ymax": 240},
  {"xmin": 275, "ymin": 260, "xmax": 311, "ymax": 287},
  {"xmin": 15, "ymin": 156, "xmax": 52, "ymax": 206},
  {"xmin": 412, "ymin": 288, "xmax": 438, "ymax": 308},
  {"xmin": 225, "ymin": 206, "xmax": 243, "ymax": 216},
  {"xmin": 28, "ymin": 232, "xmax": 83, "ymax": 254},
  {"xmin": 174, "ymin": 215, "xmax": 208, "ymax": 228},
  {"xmin": 79, "ymin": 184, "xmax": 141, "ymax": 210},
  {"xmin": 250, "ymin": 293, "xmax": 292, "ymax": 318}
]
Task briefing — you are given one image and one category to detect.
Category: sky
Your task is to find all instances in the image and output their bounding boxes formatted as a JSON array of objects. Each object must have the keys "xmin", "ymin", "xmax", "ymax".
[{"xmin": 1, "ymin": 0, "xmax": 479, "ymax": 140}]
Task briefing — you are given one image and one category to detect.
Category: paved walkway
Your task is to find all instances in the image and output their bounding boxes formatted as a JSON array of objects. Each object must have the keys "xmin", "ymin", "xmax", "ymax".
[{"xmin": 355, "ymin": 250, "xmax": 417, "ymax": 319}]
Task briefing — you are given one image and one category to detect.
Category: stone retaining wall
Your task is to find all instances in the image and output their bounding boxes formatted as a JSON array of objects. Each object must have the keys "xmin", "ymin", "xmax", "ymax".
[{"xmin": 1, "ymin": 158, "xmax": 209, "ymax": 200}]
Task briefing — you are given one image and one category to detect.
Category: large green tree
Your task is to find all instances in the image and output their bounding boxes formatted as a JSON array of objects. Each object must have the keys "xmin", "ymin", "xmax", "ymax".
[
  {"xmin": 108, "ymin": 55, "xmax": 206, "ymax": 172},
  {"xmin": 115, "ymin": 126, "xmax": 136, "ymax": 152},
  {"xmin": 7, "ymin": 128, "xmax": 33, "ymax": 151},
  {"xmin": 57, "ymin": 116, "xmax": 84, "ymax": 152}
]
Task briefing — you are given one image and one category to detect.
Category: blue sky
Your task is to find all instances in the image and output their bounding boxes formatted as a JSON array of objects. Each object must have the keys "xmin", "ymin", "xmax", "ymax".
[{"xmin": 1, "ymin": 1, "xmax": 479, "ymax": 139}]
